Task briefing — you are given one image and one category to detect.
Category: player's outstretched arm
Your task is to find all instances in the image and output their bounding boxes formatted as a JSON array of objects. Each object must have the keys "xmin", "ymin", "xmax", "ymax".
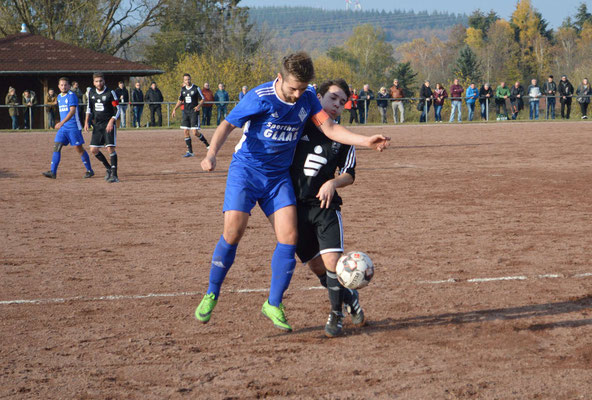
[
  {"xmin": 200, "ymin": 120, "xmax": 237, "ymax": 171},
  {"xmin": 319, "ymin": 119, "xmax": 390, "ymax": 151}
]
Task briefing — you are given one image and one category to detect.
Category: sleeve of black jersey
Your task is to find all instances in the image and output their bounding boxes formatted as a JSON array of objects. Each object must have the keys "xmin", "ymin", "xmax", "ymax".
[{"xmin": 338, "ymin": 145, "xmax": 356, "ymax": 181}]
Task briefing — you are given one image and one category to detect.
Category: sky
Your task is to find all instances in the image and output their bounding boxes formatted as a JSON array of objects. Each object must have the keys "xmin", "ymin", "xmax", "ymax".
[{"xmin": 242, "ymin": 0, "xmax": 589, "ymax": 28}]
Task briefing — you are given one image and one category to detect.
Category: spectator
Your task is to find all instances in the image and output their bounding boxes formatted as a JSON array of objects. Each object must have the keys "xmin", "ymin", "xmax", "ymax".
[
  {"xmin": 22, "ymin": 89, "xmax": 36, "ymax": 129},
  {"xmin": 201, "ymin": 82, "xmax": 214, "ymax": 126},
  {"xmin": 527, "ymin": 78, "xmax": 542, "ymax": 120},
  {"xmin": 132, "ymin": 82, "xmax": 144, "ymax": 128},
  {"xmin": 418, "ymin": 80, "xmax": 433, "ymax": 123},
  {"xmin": 358, "ymin": 84, "xmax": 374, "ymax": 124},
  {"xmin": 510, "ymin": 81, "xmax": 524, "ymax": 120},
  {"xmin": 576, "ymin": 78, "xmax": 591, "ymax": 119},
  {"xmin": 376, "ymin": 87, "xmax": 389, "ymax": 123},
  {"xmin": 5, "ymin": 86, "xmax": 19, "ymax": 130},
  {"xmin": 46, "ymin": 88, "xmax": 58, "ymax": 129},
  {"xmin": 345, "ymin": 87, "xmax": 359, "ymax": 124},
  {"xmin": 389, "ymin": 78, "xmax": 405, "ymax": 124},
  {"xmin": 558, "ymin": 75, "xmax": 574, "ymax": 119},
  {"xmin": 71, "ymin": 81, "xmax": 85, "ymax": 124},
  {"xmin": 479, "ymin": 83, "xmax": 493, "ymax": 120},
  {"xmin": 542, "ymin": 75, "xmax": 557, "ymax": 120},
  {"xmin": 238, "ymin": 85, "xmax": 248, "ymax": 101},
  {"xmin": 449, "ymin": 78, "xmax": 463, "ymax": 123},
  {"xmin": 214, "ymin": 83, "xmax": 229, "ymax": 125},
  {"xmin": 495, "ymin": 82, "xmax": 510, "ymax": 120},
  {"xmin": 145, "ymin": 81, "xmax": 164, "ymax": 127},
  {"xmin": 82, "ymin": 87, "xmax": 94, "ymax": 129},
  {"xmin": 312, "ymin": 83, "xmax": 318, "ymax": 92},
  {"xmin": 465, "ymin": 83, "xmax": 479, "ymax": 121},
  {"xmin": 115, "ymin": 81, "xmax": 130, "ymax": 128},
  {"xmin": 432, "ymin": 83, "xmax": 447, "ymax": 123}
]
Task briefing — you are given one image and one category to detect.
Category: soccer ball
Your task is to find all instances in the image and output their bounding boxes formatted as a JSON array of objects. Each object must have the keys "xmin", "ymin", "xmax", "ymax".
[{"xmin": 336, "ymin": 251, "xmax": 374, "ymax": 289}]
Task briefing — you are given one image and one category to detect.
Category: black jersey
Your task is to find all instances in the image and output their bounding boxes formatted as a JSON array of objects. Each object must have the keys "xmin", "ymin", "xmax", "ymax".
[
  {"xmin": 290, "ymin": 119, "xmax": 356, "ymax": 210},
  {"xmin": 87, "ymin": 87, "xmax": 120, "ymax": 124},
  {"xmin": 179, "ymin": 84, "xmax": 203, "ymax": 113}
]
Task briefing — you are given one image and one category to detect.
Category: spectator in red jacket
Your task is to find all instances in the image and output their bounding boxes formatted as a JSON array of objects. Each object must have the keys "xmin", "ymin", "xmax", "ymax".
[
  {"xmin": 344, "ymin": 87, "xmax": 359, "ymax": 124},
  {"xmin": 201, "ymin": 82, "xmax": 214, "ymax": 126},
  {"xmin": 449, "ymin": 78, "xmax": 463, "ymax": 122},
  {"xmin": 432, "ymin": 83, "xmax": 448, "ymax": 122}
]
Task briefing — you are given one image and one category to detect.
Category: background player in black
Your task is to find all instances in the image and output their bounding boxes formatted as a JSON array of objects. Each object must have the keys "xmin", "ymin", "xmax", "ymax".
[
  {"xmin": 290, "ymin": 78, "xmax": 364, "ymax": 337},
  {"xmin": 85, "ymin": 72, "xmax": 121, "ymax": 183},
  {"xmin": 171, "ymin": 73, "xmax": 209, "ymax": 157}
]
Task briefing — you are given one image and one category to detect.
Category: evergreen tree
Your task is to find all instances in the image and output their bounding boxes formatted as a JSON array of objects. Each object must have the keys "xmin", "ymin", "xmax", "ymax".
[
  {"xmin": 388, "ymin": 62, "xmax": 418, "ymax": 97},
  {"xmin": 454, "ymin": 46, "xmax": 482, "ymax": 82},
  {"xmin": 574, "ymin": 2, "xmax": 592, "ymax": 33}
]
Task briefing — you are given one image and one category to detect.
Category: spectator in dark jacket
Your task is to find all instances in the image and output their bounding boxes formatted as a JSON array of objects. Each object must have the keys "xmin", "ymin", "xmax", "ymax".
[
  {"xmin": 46, "ymin": 88, "xmax": 58, "ymax": 129},
  {"xmin": 576, "ymin": 78, "xmax": 591, "ymax": 119},
  {"xmin": 432, "ymin": 83, "xmax": 447, "ymax": 122},
  {"xmin": 115, "ymin": 81, "xmax": 130, "ymax": 128},
  {"xmin": 510, "ymin": 81, "xmax": 525, "ymax": 120},
  {"xmin": 558, "ymin": 75, "xmax": 574, "ymax": 119},
  {"xmin": 132, "ymin": 82, "xmax": 144, "ymax": 128},
  {"xmin": 22, "ymin": 89, "xmax": 36, "ymax": 129},
  {"xmin": 419, "ymin": 80, "xmax": 433, "ymax": 123},
  {"xmin": 145, "ymin": 82, "xmax": 164, "ymax": 126},
  {"xmin": 449, "ymin": 78, "xmax": 463, "ymax": 122},
  {"xmin": 479, "ymin": 83, "xmax": 493, "ymax": 120},
  {"xmin": 376, "ymin": 87, "xmax": 389, "ymax": 123},
  {"xmin": 542, "ymin": 75, "xmax": 557, "ymax": 119},
  {"xmin": 358, "ymin": 84, "xmax": 374, "ymax": 124},
  {"xmin": 5, "ymin": 86, "xmax": 19, "ymax": 129}
]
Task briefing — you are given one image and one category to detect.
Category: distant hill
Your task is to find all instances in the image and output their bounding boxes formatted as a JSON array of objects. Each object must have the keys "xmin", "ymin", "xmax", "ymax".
[{"xmin": 248, "ymin": 6, "xmax": 467, "ymax": 53}]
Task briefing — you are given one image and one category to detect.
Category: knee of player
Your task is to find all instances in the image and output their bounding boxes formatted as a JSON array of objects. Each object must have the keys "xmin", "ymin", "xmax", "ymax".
[
  {"xmin": 223, "ymin": 226, "xmax": 245, "ymax": 245},
  {"xmin": 53, "ymin": 142, "xmax": 63, "ymax": 153}
]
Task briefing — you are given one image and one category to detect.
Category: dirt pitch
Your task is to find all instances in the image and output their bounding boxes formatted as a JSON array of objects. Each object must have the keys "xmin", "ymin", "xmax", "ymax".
[{"xmin": 1, "ymin": 121, "xmax": 592, "ymax": 399}]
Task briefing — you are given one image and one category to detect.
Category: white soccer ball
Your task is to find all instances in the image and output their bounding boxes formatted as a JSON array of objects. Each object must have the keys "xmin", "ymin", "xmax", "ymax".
[{"xmin": 336, "ymin": 251, "xmax": 374, "ymax": 289}]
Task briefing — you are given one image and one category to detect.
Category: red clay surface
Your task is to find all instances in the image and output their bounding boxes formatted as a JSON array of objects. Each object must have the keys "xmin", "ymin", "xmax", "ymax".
[{"xmin": 1, "ymin": 121, "xmax": 592, "ymax": 399}]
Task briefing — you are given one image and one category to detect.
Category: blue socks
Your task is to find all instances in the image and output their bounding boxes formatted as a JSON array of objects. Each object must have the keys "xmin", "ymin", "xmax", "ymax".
[
  {"xmin": 268, "ymin": 243, "xmax": 297, "ymax": 307},
  {"xmin": 81, "ymin": 151, "xmax": 92, "ymax": 172},
  {"xmin": 50, "ymin": 151, "xmax": 61, "ymax": 175},
  {"xmin": 206, "ymin": 235, "xmax": 238, "ymax": 299}
]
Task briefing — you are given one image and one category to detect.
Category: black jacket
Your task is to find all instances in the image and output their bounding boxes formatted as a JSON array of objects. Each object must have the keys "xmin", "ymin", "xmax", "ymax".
[
  {"xmin": 132, "ymin": 88, "xmax": 144, "ymax": 104},
  {"xmin": 419, "ymin": 85, "xmax": 433, "ymax": 105},
  {"xmin": 510, "ymin": 85, "xmax": 524, "ymax": 110},
  {"xmin": 558, "ymin": 80, "xmax": 574, "ymax": 99},
  {"xmin": 479, "ymin": 86, "xmax": 493, "ymax": 104},
  {"xmin": 542, "ymin": 81, "xmax": 557, "ymax": 96},
  {"xmin": 115, "ymin": 87, "xmax": 129, "ymax": 103},
  {"xmin": 145, "ymin": 88, "xmax": 164, "ymax": 104}
]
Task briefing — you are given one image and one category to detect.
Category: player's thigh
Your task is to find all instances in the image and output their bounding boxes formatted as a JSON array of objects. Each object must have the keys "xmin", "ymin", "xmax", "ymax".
[
  {"xmin": 90, "ymin": 124, "xmax": 106, "ymax": 147},
  {"xmin": 222, "ymin": 210, "xmax": 249, "ymax": 245},
  {"xmin": 295, "ymin": 205, "xmax": 320, "ymax": 264},
  {"xmin": 268, "ymin": 205, "xmax": 298, "ymax": 245},
  {"xmin": 313, "ymin": 208, "xmax": 345, "ymax": 264}
]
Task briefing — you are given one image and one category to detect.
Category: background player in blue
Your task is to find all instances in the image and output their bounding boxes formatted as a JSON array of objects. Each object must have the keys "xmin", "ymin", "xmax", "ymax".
[
  {"xmin": 195, "ymin": 52, "xmax": 389, "ymax": 332},
  {"xmin": 42, "ymin": 77, "xmax": 94, "ymax": 179},
  {"xmin": 291, "ymin": 78, "xmax": 363, "ymax": 338}
]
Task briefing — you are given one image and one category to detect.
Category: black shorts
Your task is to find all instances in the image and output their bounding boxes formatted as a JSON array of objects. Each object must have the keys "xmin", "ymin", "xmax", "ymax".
[
  {"xmin": 90, "ymin": 121, "xmax": 116, "ymax": 147},
  {"xmin": 296, "ymin": 204, "xmax": 344, "ymax": 263},
  {"xmin": 181, "ymin": 110, "xmax": 200, "ymax": 130}
]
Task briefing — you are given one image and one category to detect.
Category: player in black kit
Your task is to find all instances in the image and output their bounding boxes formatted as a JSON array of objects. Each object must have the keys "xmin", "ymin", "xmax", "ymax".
[
  {"xmin": 171, "ymin": 73, "xmax": 210, "ymax": 157},
  {"xmin": 85, "ymin": 72, "xmax": 121, "ymax": 183},
  {"xmin": 290, "ymin": 79, "xmax": 364, "ymax": 337}
]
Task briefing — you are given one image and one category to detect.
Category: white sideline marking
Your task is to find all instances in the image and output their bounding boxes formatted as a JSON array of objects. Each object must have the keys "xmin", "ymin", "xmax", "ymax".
[
  {"xmin": 1, "ymin": 271, "xmax": 591, "ymax": 307},
  {"xmin": 467, "ymin": 276, "xmax": 527, "ymax": 283},
  {"xmin": 0, "ymin": 287, "xmax": 325, "ymax": 306}
]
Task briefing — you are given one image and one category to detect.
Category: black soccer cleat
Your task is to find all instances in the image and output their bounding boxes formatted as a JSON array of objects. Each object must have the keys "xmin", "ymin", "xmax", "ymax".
[
  {"xmin": 104, "ymin": 169, "xmax": 112, "ymax": 181},
  {"xmin": 84, "ymin": 170, "xmax": 95, "ymax": 179},
  {"xmin": 107, "ymin": 174, "xmax": 120, "ymax": 183},
  {"xmin": 344, "ymin": 289, "xmax": 366, "ymax": 327},
  {"xmin": 325, "ymin": 311, "xmax": 344, "ymax": 338},
  {"xmin": 42, "ymin": 171, "xmax": 56, "ymax": 179}
]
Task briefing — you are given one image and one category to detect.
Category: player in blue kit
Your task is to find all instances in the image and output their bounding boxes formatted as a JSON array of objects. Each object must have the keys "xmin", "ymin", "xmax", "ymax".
[
  {"xmin": 195, "ymin": 52, "xmax": 389, "ymax": 331},
  {"xmin": 42, "ymin": 77, "xmax": 94, "ymax": 179}
]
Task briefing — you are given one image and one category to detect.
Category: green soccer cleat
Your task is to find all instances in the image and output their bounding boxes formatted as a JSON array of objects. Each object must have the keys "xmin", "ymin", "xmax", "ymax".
[
  {"xmin": 195, "ymin": 293, "xmax": 217, "ymax": 323},
  {"xmin": 261, "ymin": 300, "xmax": 292, "ymax": 332}
]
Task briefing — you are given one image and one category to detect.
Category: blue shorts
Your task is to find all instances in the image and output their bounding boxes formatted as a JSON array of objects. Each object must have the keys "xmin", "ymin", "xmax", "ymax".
[
  {"xmin": 223, "ymin": 161, "xmax": 296, "ymax": 217},
  {"xmin": 55, "ymin": 127, "xmax": 84, "ymax": 146}
]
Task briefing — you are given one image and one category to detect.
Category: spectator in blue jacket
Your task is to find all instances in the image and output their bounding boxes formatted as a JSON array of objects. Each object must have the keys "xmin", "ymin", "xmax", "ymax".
[
  {"xmin": 214, "ymin": 83, "xmax": 229, "ymax": 125},
  {"xmin": 465, "ymin": 83, "xmax": 479, "ymax": 121}
]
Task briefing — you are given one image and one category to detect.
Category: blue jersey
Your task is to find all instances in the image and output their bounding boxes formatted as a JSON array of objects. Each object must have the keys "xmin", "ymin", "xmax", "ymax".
[
  {"xmin": 226, "ymin": 79, "xmax": 324, "ymax": 175},
  {"xmin": 57, "ymin": 91, "xmax": 82, "ymax": 130}
]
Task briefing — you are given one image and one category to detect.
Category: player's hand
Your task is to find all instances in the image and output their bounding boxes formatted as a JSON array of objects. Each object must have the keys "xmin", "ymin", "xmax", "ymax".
[
  {"xmin": 84, "ymin": 123, "xmax": 89, "ymax": 134},
  {"xmin": 194, "ymin": 105, "xmax": 201, "ymax": 112},
  {"xmin": 316, "ymin": 180, "xmax": 336, "ymax": 209},
  {"xmin": 106, "ymin": 121, "xmax": 114, "ymax": 133},
  {"xmin": 201, "ymin": 154, "xmax": 216, "ymax": 171},
  {"xmin": 55, "ymin": 122, "xmax": 62, "ymax": 130},
  {"xmin": 365, "ymin": 135, "xmax": 390, "ymax": 152},
  {"xmin": 171, "ymin": 109, "xmax": 176, "ymax": 118}
]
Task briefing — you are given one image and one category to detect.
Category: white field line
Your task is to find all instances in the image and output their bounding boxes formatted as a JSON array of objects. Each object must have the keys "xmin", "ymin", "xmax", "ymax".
[{"xmin": 1, "ymin": 272, "xmax": 591, "ymax": 306}]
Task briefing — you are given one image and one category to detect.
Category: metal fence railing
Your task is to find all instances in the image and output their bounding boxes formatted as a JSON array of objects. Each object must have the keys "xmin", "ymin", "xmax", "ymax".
[{"xmin": 1, "ymin": 95, "xmax": 590, "ymax": 130}]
